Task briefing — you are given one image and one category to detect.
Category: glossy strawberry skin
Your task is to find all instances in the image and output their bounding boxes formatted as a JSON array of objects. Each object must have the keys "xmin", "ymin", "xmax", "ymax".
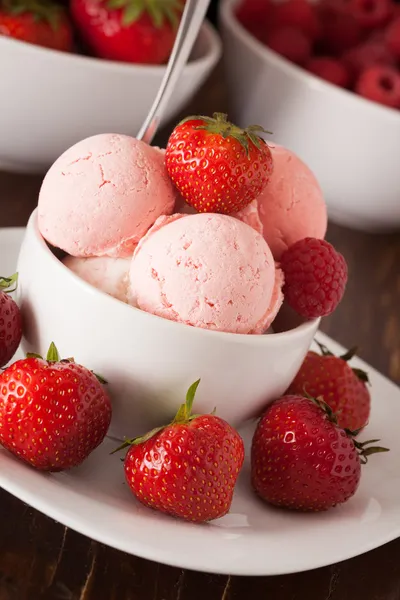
[
  {"xmin": 0, "ymin": 8, "xmax": 73, "ymax": 51},
  {"xmin": 251, "ymin": 395, "xmax": 361, "ymax": 511},
  {"xmin": 287, "ymin": 351, "xmax": 371, "ymax": 431},
  {"xmin": 0, "ymin": 292, "xmax": 22, "ymax": 368},
  {"xmin": 165, "ymin": 118, "xmax": 274, "ymax": 214},
  {"xmin": 124, "ymin": 414, "xmax": 245, "ymax": 523},
  {"xmin": 71, "ymin": 0, "xmax": 180, "ymax": 64},
  {"xmin": 0, "ymin": 357, "xmax": 112, "ymax": 471}
]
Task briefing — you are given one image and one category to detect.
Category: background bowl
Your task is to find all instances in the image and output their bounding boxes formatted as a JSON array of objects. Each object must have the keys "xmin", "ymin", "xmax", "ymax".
[
  {"xmin": 219, "ymin": 0, "xmax": 400, "ymax": 233},
  {"xmin": 17, "ymin": 210, "xmax": 319, "ymax": 440},
  {"xmin": 0, "ymin": 21, "xmax": 221, "ymax": 174}
]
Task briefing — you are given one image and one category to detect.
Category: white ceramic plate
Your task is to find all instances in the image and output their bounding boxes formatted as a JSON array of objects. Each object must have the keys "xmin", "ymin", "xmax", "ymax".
[{"xmin": 1, "ymin": 227, "xmax": 399, "ymax": 576}]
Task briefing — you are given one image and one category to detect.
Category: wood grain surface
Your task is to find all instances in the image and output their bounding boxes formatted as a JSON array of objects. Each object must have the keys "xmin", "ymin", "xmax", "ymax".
[{"xmin": 0, "ymin": 67, "xmax": 399, "ymax": 600}]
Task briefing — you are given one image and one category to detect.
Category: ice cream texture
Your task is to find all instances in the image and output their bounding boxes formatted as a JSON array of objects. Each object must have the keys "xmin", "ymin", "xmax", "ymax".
[
  {"xmin": 129, "ymin": 213, "xmax": 281, "ymax": 334},
  {"xmin": 63, "ymin": 256, "xmax": 130, "ymax": 303},
  {"xmin": 38, "ymin": 134, "xmax": 177, "ymax": 258},
  {"xmin": 257, "ymin": 144, "xmax": 327, "ymax": 260}
]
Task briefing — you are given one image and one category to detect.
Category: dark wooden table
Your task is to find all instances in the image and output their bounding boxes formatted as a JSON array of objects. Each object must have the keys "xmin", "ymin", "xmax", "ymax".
[{"xmin": 0, "ymin": 69, "xmax": 399, "ymax": 600}]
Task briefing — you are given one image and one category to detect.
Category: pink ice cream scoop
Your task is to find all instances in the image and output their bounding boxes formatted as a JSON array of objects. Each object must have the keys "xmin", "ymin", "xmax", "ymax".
[
  {"xmin": 174, "ymin": 195, "xmax": 263, "ymax": 235},
  {"xmin": 257, "ymin": 144, "xmax": 327, "ymax": 260},
  {"xmin": 63, "ymin": 256, "xmax": 131, "ymax": 303},
  {"xmin": 129, "ymin": 213, "xmax": 282, "ymax": 335},
  {"xmin": 38, "ymin": 134, "xmax": 177, "ymax": 258}
]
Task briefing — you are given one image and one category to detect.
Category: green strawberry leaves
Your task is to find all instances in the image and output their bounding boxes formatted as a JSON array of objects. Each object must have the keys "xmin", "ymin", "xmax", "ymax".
[
  {"xmin": 106, "ymin": 0, "xmax": 184, "ymax": 28},
  {"xmin": 179, "ymin": 112, "xmax": 272, "ymax": 158},
  {"xmin": 0, "ymin": 273, "xmax": 18, "ymax": 293}
]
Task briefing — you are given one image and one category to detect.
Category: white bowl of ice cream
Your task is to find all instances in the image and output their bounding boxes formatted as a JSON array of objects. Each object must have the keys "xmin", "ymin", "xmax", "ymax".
[
  {"xmin": 15, "ymin": 130, "xmax": 323, "ymax": 440},
  {"xmin": 219, "ymin": 0, "xmax": 400, "ymax": 232},
  {"xmin": 17, "ymin": 210, "xmax": 319, "ymax": 440},
  {"xmin": 0, "ymin": 20, "xmax": 221, "ymax": 174}
]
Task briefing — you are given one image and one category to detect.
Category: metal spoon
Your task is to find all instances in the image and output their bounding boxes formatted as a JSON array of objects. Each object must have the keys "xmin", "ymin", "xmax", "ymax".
[{"xmin": 137, "ymin": 0, "xmax": 211, "ymax": 145}]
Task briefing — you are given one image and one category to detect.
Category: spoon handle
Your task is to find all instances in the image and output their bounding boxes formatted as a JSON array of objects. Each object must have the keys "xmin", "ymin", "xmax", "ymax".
[{"xmin": 137, "ymin": 0, "xmax": 211, "ymax": 145}]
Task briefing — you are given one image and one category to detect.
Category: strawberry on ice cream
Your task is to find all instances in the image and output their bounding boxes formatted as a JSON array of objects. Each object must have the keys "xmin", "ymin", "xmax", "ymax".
[
  {"xmin": 38, "ymin": 134, "xmax": 177, "ymax": 258},
  {"xmin": 63, "ymin": 256, "xmax": 130, "ymax": 303},
  {"xmin": 257, "ymin": 144, "xmax": 327, "ymax": 260},
  {"xmin": 129, "ymin": 213, "xmax": 282, "ymax": 334}
]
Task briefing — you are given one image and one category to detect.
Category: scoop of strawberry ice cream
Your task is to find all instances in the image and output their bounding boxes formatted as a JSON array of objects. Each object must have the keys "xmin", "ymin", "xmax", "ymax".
[
  {"xmin": 257, "ymin": 144, "xmax": 327, "ymax": 260},
  {"xmin": 63, "ymin": 256, "xmax": 130, "ymax": 303},
  {"xmin": 233, "ymin": 199, "xmax": 263, "ymax": 235},
  {"xmin": 174, "ymin": 195, "xmax": 263, "ymax": 235},
  {"xmin": 129, "ymin": 213, "xmax": 281, "ymax": 334},
  {"xmin": 38, "ymin": 134, "xmax": 177, "ymax": 258}
]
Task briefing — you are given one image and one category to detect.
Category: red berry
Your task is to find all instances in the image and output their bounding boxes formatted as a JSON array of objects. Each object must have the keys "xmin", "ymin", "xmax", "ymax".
[
  {"xmin": 269, "ymin": 0, "xmax": 321, "ymax": 41},
  {"xmin": 280, "ymin": 237, "xmax": 348, "ymax": 319},
  {"xmin": 0, "ymin": 343, "xmax": 112, "ymax": 471},
  {"xmin": 287, "ymin": 345, "xmax": 371, "ymax": 431},
  {"xmin": 266, "ymin": 26, "xmax": 311, "ymax": 65},
  {"xmin": 385, "ymin": 16, "xmax": 400, "ymax": 60},
  {"xmin": 251, "ymin": 395, "xmax": 363, "ymax": 511},
  {"xmin": 122, "ymin": 381, "xmax": 245, "ymax": 523},
  {"xmin": 0, "ymin": 275, "xmax": 22, "ymax": 368},
  {"xmin": 356, "ymin": 65, "xmax": 400, "ymax": 108},
  {"xmin": 318, "ymin": 7, "xmax": 362, "ymax": 54},
  {"xmin": 343, "ymin": 40, "xmax": 395, "ymax": 77},
  {"xmin": 306, "ymin": 56, "xmax": 351, "ymax": 87},
  {"xmin": 165, "ymin": 112, "xmax": 273, "ymax": 214},
  {"xmin": 236, "ymin": 0, "xmax": 273, "ymax": 39},
  {"xmin": 348, "ymin": 0, "xmax": 392, "ymax": 28}
]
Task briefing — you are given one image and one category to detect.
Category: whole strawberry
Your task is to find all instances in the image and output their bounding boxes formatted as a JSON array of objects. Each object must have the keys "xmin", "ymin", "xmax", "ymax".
[
  {"xmin": 0, "ymin": 343, "xmax": 112, "ymax": 471},
  {"xmin": 119, "ymin": 380, "xmax": 245, "ymax": 523},
  {"xmin": 165, "ymin": 112, "xmax": 273, "ymax": 214},
  {"xmin": 0, "ymin": 274, "xmax": 22, "ymax": 368},
  {"xmin": 287, "ymin": 342, "xmax": 371, "ymax": 431},
  {"xmin": 0, "ymin": 0, "xmax": 73, "ymax": 51},
  {"xmin": 281, "ymin": 237, "xmax": 348, "ymax": 318},
  {"xmin": 71, "ymin": 0, "xmax": 184, "ymax": 64},
  {"xmin": 251, "ymin": 395, "xmax": 388, "ymax": 511}
]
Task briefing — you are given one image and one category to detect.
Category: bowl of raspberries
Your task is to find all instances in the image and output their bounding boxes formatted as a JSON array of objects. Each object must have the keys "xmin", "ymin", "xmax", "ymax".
[{"xmin": 220, "ymin": 0, "xmax": 400, "ymax": 233}]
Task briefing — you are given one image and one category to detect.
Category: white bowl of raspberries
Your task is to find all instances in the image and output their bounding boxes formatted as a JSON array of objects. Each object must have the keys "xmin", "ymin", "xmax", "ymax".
[{"xmin": 220, "ymin": 0, "xmax": 400, "ymax": 232}]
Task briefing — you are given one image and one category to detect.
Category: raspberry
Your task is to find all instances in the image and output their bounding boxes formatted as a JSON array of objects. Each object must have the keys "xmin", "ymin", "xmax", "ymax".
[
  {"xmin": 281, "ymin": 238, "xmax": 348, "ymax": 319},
  {"xmin": 385, "ymin": 16, "xmax": 400, "ymax": 60},
  {"xmin": 269, "ymin": 0, "xmax": 321, "ymax": 41},
  {"xmin": 266, "ymin": 26, "xmax": 311, "ymax": 65},
  {"xmin": 356, "ymin": 65, "xmax": 400, "ymax": 108},
  {"xmin": 306, "ymin": 57, "xmax": 351, "ymax": 87},
  {"xmin": 348, "ymin": 0, "xmax": 392, "ymax": 28},
  {"xmin": 318, "ymin": 7, "xmax": 362, "ymax": 54},
  {"xmin": 343, "ymin": 40, "xmax": 395, "ymax": 77},
  {"xmin": 236, "ymin": 0, "xmax": 273, "ymax": 40}
]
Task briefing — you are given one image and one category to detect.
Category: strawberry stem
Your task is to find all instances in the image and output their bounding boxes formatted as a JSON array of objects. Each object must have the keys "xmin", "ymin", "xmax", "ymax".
[
  {"xmin": 46, "ymin": 342, "xmax": 60, "ymax": 362},
  {"xmin": 0, "ymin": 273, "xmax": 18, "ymax": 293},
  {"xmin": 111, "ymin": 379, "xmax": 202, "ymax": 455},
  {"xmin": 178, "ymin": 112, "xmax": 271, "ymax": 158}
]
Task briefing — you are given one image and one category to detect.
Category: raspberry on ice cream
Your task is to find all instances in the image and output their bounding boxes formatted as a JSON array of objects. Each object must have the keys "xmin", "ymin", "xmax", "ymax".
[
  {"xmin": 281, "ymin": 237, "xmax": 348, "ymax": 318},
  {"xmin": 129, "ymin": 213, "xmax": 282, "ymax": 334},
  {"xmin": 38, "ymin": 134, "xmax": 177, "ymax": 258},
  {"xmin": 63, "ymin": 256, "xmax": 131, "ymax": 303},
  {"xmin": 257, "ymin": 144, "xmax": 327, "ymax": 261}
]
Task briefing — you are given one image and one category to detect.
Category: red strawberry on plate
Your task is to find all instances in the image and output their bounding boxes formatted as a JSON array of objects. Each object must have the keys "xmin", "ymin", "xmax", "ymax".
[
  {"xmin": 117, "ymin": 380, "xmax": 245, "ymax": 523},
  {"xmin": 0, "ymin": 0, "xmax": 73, "ymax": 51},
  {"xmin": 287, "ymin": 341, "xmax": 371, "ymax": 431},
  {"xmin": 165, "ymin": 112, "xmax": 273, "ymax": 214},
  {"xmin": 251, "ymin": 394, "xmax": 388, "ymax": 511},
  {"xmin": 0, "ymin": 343, "xmax": 112, "ymax": 471},
  {"xmin": 70, "ymin": 0, "xmax": 184, "ymax": 64},
  {"xmin": 0, "ymin": 274, "xmax": 22, "ymax": 368}
]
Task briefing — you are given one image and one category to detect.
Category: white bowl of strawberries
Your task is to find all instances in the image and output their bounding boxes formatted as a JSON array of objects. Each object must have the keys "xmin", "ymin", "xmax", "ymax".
[
  {"xmin": 220, "ymin": 0, "xmax": 400, "ymax": 232},
  {"xmin": 0, "ymin": 0, "xmax": 221, "ymax": 173}
]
